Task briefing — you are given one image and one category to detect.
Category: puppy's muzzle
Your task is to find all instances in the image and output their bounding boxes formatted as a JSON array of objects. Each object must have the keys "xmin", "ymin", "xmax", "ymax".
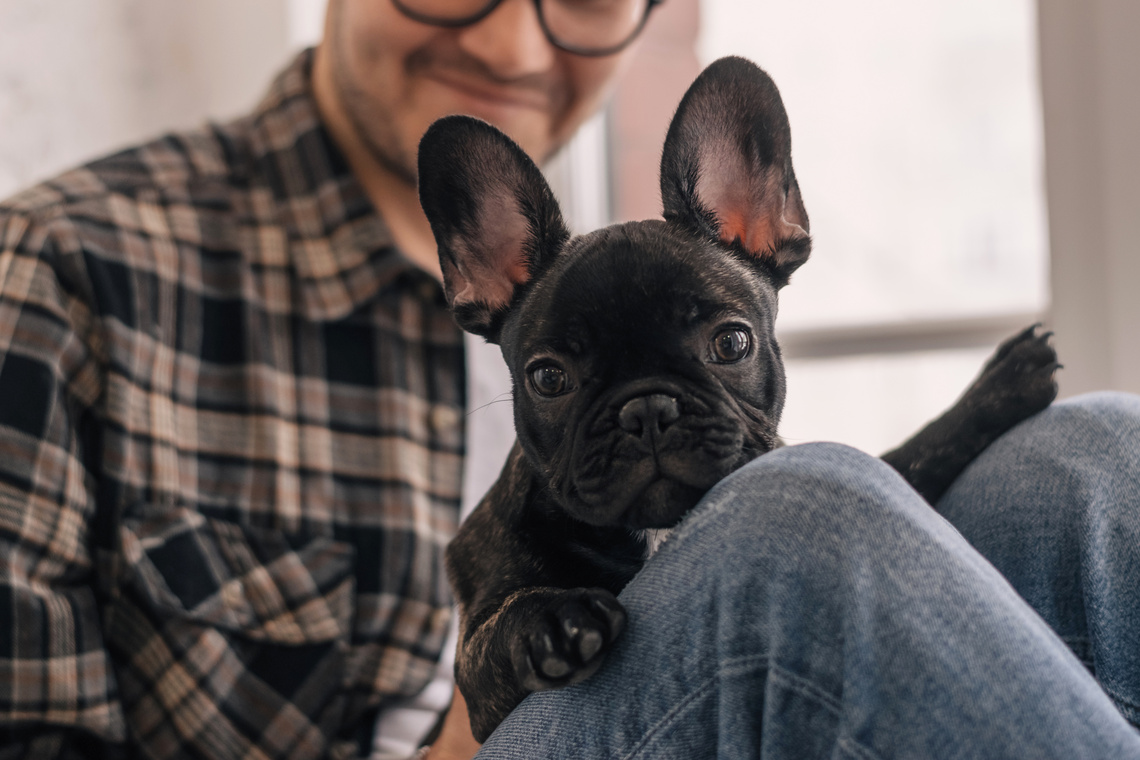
[{"xmin": 618, "ymin": 394, "xmax": 680, "ymax": 444}]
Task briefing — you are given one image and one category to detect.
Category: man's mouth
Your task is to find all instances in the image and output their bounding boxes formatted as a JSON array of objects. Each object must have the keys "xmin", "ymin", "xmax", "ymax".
[{"xmin": 424, "ymin": 68, "xmax": 556, "ymax": 114}]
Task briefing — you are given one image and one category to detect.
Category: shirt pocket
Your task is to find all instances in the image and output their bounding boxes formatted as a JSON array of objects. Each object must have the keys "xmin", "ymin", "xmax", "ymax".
[{"xmin": 108, "ymin": 505, "xmax": 356, "ymax": 760}]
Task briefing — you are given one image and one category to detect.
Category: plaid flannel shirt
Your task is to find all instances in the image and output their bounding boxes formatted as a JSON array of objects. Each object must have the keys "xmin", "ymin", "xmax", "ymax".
[{"xmin": 0, "ymin": 51, "xmax": 466, "ymax": 759}]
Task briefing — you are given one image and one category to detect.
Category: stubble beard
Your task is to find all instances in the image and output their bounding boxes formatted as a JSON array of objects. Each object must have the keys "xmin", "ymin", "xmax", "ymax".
[
  {"xmin": 323, "ymin": 4, "xmax": 588, "ymax": 187},
  {"xmin": 329, "ymin": 33, "xmax": 420, "ymax": 188},
  {"xmin": 323, "ymin": 0, "xmax": 421, "ymax": 187},
  {"xmin": 329, "ymin": 46, "xmax": 573, "ymax": 188}
]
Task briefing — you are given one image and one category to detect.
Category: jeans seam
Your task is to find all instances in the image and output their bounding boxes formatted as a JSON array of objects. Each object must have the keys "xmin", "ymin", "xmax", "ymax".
[
  {"xmin": 837, "ymin": 736, "xmax": 886, "ymax": 760},
  {"xmin": 769, "ymin": 664, "xmax": 886, "ymax": 760},
  {"xmin": 720, "ymin": 652, "xmax": 770, "ymax": 678},
  {"xmin": 621, "ymin": 672, "xmax": 721, "ymax": 760},
  {"xmin": 620, "ymin": 654, "xmax": 769, "ymax": 760},
  {"xmin": 768, "ymin": 662, "xmax": 843, "ymax": 715},
  {"xmin": 621, "ymin": 655, "xmax": 886, "ymax": 760}
]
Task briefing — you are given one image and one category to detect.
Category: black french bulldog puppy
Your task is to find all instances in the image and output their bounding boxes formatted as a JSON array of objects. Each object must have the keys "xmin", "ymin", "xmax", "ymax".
[{"xmin": 417, "ymin": 56, "xmax": 1058, "ymax": 742}]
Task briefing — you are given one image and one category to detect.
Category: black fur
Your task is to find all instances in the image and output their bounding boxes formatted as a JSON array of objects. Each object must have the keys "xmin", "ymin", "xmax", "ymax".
[{"xmin": 417, "ymin": 56, "xmax": 1058, "ymax": 742}]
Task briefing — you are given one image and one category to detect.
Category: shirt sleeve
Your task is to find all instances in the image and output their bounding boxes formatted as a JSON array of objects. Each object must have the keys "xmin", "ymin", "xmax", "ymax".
[{"xmin": 0, "ymin": 210, "xmax": 127, "ymax": 754}]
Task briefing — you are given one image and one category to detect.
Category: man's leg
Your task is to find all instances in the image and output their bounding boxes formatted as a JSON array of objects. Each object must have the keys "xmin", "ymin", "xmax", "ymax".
[
  {"xmin": 475, "ymin": 441, "xmax": 1140, "ymax": 759},
  {"xmin": 938, "ymin": 390, "xmax": 1140, "ymax": 729}
]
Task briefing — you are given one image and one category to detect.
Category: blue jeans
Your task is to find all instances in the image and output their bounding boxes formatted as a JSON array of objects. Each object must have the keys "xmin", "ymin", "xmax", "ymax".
[{"xmin": 474, "ymin": 392, "xmax": 1140, "ymax": 758}]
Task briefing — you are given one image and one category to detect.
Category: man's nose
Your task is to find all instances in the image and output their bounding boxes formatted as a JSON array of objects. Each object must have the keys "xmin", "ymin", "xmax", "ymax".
[{"xmin": 456, "ymin": 0, "xmax": 557, "ymax": 79}]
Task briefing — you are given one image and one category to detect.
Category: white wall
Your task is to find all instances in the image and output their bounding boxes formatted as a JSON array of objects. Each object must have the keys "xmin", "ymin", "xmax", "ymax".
[
  {"xmin": 1039, "ymin": 0, "xmax": 1140, "ymax": 398},
  {"xmin": 0, "ymin": 0, "xmax": 614, "ymax": 236},
  {"xmin": 0, "ymin": 0, "xmax": 293, "ymax": 198},
  {"xmin": 697, "ymin": 0, "xmax": 1050, "ymax": 452},
  {"xmin": 698, "ymin": 0, "xmax": 1049, "ymax": 333}
]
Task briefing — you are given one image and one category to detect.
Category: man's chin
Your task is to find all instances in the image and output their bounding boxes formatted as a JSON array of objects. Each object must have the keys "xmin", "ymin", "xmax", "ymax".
[{"xmin": 418, "ymin": 84, "xmax": 561, "ymax": 162}]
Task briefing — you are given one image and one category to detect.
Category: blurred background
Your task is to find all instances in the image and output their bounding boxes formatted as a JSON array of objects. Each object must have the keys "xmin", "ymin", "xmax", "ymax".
[{"xmin": 2, "ymin": 0, "xmax": 1137, "ymax": 454}]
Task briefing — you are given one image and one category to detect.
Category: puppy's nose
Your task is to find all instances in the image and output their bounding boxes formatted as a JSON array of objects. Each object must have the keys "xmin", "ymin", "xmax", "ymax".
[{"xmin": 618, "ymin": 394, "xmax": 680, "ymax": 439}]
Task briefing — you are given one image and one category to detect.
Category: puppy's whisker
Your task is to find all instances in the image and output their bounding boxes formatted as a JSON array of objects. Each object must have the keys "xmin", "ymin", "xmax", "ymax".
[{"xmin": 467, "ymin": 394, "xmax": 515, "ymax": 416}]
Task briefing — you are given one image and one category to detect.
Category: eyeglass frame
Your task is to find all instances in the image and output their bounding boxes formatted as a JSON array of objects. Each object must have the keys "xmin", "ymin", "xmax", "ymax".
[{"xmin": 390, "ymin": 0, "xmax": 663, "ymax": 57}]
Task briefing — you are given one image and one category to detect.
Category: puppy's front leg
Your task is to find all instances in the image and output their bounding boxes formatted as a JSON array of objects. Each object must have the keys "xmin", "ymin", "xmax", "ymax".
[
  {"xmin": 446, "ymin": 444, "xmax": 639, "ymax": 741},
  {"xmin": 453, "ymin": 583, "xmax": 626, "ymax": 741}
]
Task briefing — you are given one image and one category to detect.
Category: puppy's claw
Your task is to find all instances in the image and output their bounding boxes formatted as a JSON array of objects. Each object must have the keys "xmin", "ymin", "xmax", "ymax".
[
  {"xmin": 966, "ymin": 324, "xmax": 1061, "ymax": 426},
  {"xmin": 988, "ymin": 322, "xmax": 1042, "ymax": 365}
]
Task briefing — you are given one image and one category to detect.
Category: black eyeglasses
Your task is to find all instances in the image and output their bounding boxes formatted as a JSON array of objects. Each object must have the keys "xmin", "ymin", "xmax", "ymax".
[{"xmin": 392, "ymin": 0, "xmax": 662, "ymax": 57}]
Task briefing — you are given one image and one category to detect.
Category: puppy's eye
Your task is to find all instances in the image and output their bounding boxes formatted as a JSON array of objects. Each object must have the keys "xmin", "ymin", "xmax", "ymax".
[
  {"xmin": 529, "ymin": 363, "xmax": 569, "ymax": 397},
  {"xmin": 712, "ymin": 328, "xmax": 751, "ymax": 363}
]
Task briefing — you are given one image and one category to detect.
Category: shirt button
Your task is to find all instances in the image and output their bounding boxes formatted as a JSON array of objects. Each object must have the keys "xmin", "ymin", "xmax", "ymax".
[
  {"xmin": 221, "ymin": 580, "xmax": 244, "ymax": 606},
  {"xmin": 430, "ymin": 406, "xmax": 461, "ymax": 433}
]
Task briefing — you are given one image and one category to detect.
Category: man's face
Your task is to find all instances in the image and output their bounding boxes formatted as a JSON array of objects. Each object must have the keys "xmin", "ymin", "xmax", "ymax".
[{"xmin": 320, "ymin": 0, "xmax": 641, "ymax": 184}]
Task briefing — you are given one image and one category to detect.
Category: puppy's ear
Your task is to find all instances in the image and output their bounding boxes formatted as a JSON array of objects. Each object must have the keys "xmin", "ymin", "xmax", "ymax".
[
  {"xmin": 660, "ymin": 56, "xmax": 810, "ymax": 287},
  {"xmin": 418, "ymin": 116, "xmax": 570, "ymax": 341}
]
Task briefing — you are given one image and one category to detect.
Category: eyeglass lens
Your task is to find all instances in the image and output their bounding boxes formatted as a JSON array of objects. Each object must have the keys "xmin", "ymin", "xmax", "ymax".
[{"xmin": 394, "ymin": 0, "xmax": 653, "ymax": 55}]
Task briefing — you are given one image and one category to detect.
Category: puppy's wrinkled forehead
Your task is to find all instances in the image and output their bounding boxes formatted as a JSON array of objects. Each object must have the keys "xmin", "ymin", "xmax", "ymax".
[{"xmin": 507, "ymin": 220, "xmax": 772, "ymax": 353}]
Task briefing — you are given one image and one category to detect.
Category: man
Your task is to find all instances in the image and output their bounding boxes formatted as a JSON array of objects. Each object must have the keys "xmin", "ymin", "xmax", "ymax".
[
  {"xmin": 3, "ymin": 2, "xmax": 1140, "ymax": 760},
  {"xmin": 0, "ymin": 1, "xmax": 653, "ymax": 757}
]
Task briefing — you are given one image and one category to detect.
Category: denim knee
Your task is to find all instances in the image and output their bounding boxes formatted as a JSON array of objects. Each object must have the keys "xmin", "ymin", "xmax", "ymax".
[
  {"xmin": 666, "ymin": 442, "xmax": 934, "ymax": 565},
  {"xmin": 1045, "ymin": 391, "xmax": 1140, "ymax": 450},
  {"xmin": 1060, "ymin": 390, "xmax": 1140, "ymax": 418},
  {"xmin": 940, "ymin": 390, "xmax": 1140, "ymax": 519}
]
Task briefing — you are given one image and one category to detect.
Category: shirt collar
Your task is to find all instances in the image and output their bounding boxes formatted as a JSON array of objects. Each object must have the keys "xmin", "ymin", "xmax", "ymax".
[{"xmin": 245, "ymin": 49, "xmax": 435, "ymax": 321}]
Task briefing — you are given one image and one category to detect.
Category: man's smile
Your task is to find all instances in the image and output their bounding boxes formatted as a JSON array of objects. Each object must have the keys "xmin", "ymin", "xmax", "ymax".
[{"xmin": 423, "ymin": 67, "xmax": 556, "ymax": 114}]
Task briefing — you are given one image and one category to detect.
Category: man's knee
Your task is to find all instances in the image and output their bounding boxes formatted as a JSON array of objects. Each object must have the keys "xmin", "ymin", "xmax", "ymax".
[
  {"xmin": 939, "ymin": 391, "xmax": 1140, "ymax": 544},
  {"xmin": 637, "ymin": 442, "xmax": 960, "ymax": 640},
  {"xmin": 677, "ymin": 442, "xmax": 929, "ymax": 551},
  {"xmin": 1050, "ymin": 391, "xmax": 1140, "ymax": 441},
  {"xmin": 978, "ymin": 390, "xmax": 1140, "ymax": 476}
]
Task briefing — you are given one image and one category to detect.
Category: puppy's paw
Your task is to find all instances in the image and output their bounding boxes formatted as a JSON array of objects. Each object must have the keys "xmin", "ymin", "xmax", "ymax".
[
  {"xmin": 970, "ymin": 324, "xmax": 1060, "ymax": 422},
  {"xmin": 511, "ymin": 587, "xmax": 627, "ymax": 692}
]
